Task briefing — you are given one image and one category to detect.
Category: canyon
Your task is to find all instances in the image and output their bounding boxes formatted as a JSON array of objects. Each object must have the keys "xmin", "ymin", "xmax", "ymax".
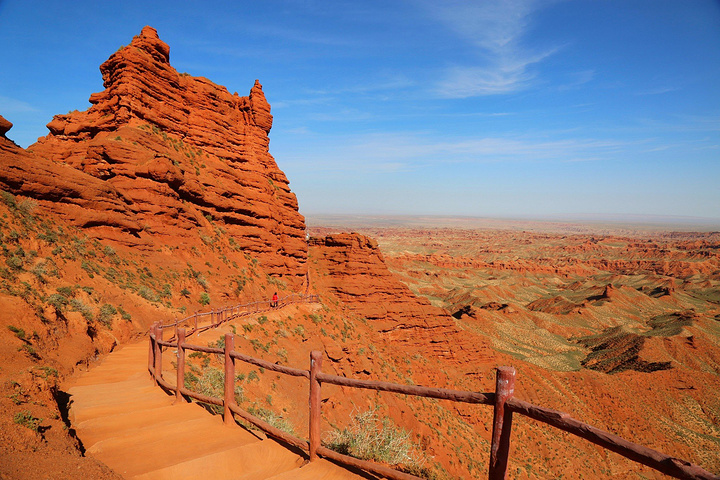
[{"xmin": 0, "ymin": 26, "xmax": 718, "ymax": 479}]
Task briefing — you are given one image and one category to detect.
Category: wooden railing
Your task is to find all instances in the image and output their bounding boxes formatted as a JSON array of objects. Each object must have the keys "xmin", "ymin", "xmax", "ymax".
[
  {"xmin": 153, "ymin": 293, "xmax": 319, "ymax": 339},
  {"xmin": 148, "ymin": 328, "xmax": 718, "ymax": 480}
]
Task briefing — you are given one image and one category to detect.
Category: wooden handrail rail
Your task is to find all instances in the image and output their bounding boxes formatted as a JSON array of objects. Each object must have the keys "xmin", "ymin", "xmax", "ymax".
[
  {"xmin": 506, "ymin": 398, "xmax": 719, "ymax": 480},
  {"xmin": 156, "ymin": 293, "xmax": 319, "ymax": 333},
  {"xmin": 316, "ymin": 371, "xmax": 494, "ymax": 405},
  {"xmin": 231, "ymin": 350, "xmax": 310, "ymax": 378},
  {"xmin": 148, "ymin": 316, "xmax": 719, "ymax": 480}
]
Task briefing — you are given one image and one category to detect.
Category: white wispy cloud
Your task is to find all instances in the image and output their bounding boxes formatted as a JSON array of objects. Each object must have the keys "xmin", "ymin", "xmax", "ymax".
[
  {"xmin": 0, "ymin": 96, "xmax": 38, "ymax": 113},
  {"xmin": 421, "ymin": 0, "xmax": 559, "ymax": 97},
  {"xmin": 277, "ymin": 130, "xmax": 638, "ymax": 173},
  {"xmin": 636, "ymin": 86, "xmax": 680, "ymax": 96}
]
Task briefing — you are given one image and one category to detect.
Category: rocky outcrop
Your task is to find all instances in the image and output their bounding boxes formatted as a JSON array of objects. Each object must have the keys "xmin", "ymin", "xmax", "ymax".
[
  {"xmin": 0, "ymin": 123, "xmax": 141, "ymax": 233},
  {"xmin": 0, "ymin": 115, "xmax": 12, "ymax": 137},
  {"xmin": 309, "ymin": 233, "xmax": 493, "ymax": 363},
  {"xmin": 19, "ymin": 26, "xmax": 306, "ymax": 278}
]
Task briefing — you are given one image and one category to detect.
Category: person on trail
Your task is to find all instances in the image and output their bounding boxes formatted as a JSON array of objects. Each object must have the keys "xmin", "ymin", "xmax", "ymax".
[{"xmin": 271, "ymin": 292, "xmax": 278, "ymax": 308}]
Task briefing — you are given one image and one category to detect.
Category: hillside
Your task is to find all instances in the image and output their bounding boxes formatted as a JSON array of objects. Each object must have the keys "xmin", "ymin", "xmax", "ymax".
[
  {"xmin": 1, "ymin": 26, "xmax": 718, "ymax": 480},
  {"xmin": 314, "ymin": 224, "xmax": 720, "ymax": 477}
]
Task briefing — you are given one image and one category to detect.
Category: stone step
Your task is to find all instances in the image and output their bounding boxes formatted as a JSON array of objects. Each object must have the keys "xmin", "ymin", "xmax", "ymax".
[
  {"xmin": 130, "ymin": 438, "xmax": 304, "ymax": 480},
  {"xmin": 70, "ymin": 387, "xmax": 173, "ymax": 425},
  {"xmin": 74, "ymin": 402, "xmax": 203, "ymax": 450},
  {"xmin": 264, "ymin": 458, "xmax": 372, "ymax": 480},
  {"xmin": 88, "ymin": 416, "xmax": 260, "ymax": 477}
]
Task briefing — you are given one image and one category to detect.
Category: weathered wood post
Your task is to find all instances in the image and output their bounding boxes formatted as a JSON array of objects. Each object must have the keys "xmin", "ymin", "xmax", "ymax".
[
  {"xmin": 175, "ymin": 328, "xmax": 186, "ymax": 404},
  {"xmin": 309, "ymin": 350, "xmax": 323, "ymax": 461},
  {"xmin": 148, "ymin": 322, "xmax": 155, "ymax": 380},
  {"xmin": 489, "ymin": 366, "xmax": 516, "ymax": 480},
  {"xmin": 153, "ymin": 323, "xmax": 163, "ymax": 383},
  {"xmin": 223, "ymin": 333, "xmax": 235, "ymax": 427}
]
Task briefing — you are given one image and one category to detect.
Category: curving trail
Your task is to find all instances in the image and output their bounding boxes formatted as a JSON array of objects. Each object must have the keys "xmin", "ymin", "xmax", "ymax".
[{"xmin": 66, "ymin": 340, "xmax": 369, "ymax": 479}]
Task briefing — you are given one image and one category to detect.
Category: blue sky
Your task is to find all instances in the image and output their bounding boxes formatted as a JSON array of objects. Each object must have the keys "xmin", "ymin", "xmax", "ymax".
[{"xmin": 1, "ymin": 0, "xmax": 719, "ymax": 220}]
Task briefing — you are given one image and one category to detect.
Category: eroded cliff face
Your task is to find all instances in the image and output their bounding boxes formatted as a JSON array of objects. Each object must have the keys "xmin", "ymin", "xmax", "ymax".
[
  {"xmin": 15, "ymin": 26, "xmax": 306, "ymax": 279},
  {"xmin": 309, "ymin": 233, "xmax": 494, "ymax": 364}
]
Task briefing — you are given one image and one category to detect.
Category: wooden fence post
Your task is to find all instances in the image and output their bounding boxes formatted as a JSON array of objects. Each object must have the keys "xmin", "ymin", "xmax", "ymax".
[
  {"xmin": 309, "ymin": 350, "xmax": 323, "ymax": 461},
  {"xmin": 154, "ymin": 324, "xmax": 163, "ymax": 383},
  {"xmin": 175, "ymin": 327, "xmax": 186, "ymax": 404},
  {"xmin": 224, "ymin": 333, "xmax": 235, "ymax": 427},
  {"xmin": 148, "ymin": 322, "xmax": 155, "ymax": 381},
  {"xmin": 489, "ymin": 366, "xmax": 516, "ymax": 480}
]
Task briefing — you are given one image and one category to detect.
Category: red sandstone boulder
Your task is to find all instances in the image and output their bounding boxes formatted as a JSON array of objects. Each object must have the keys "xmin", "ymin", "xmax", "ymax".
[{"xmin": 0, "ymin": 115, "xmax": 12, "ymax": 137}]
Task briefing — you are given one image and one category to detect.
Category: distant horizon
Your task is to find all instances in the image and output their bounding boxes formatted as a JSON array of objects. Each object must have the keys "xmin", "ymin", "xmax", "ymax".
[
  {"xmin": 1, "ymin": 1, "xmax": 718, "ymax": 220},
  {"xmin": 305, "ymin": 212, "xmax": 720, "ymax": 232}
]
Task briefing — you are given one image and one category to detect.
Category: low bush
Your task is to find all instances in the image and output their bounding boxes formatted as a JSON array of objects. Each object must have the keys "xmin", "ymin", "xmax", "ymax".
[
  {"xmin": 13, "ymin": 411, "xmax": 42, "ymax": 432},
  {"xmin": 325, "ymin": 409, "xmax": 425, "ymax": 468},
  {"xmin": 98, "ymin": 304, "xmax": 117, "ymax": 328},
  {"xmin": 247, "ymin": 405, "xmax": 295, "ymax": 435},
  {"xmin": 199, "ymin": 292, "xmax": 210, "ymax": 305}
]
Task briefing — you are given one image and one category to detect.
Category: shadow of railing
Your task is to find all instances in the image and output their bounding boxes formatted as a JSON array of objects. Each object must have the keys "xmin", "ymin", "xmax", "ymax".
[{"xmin": 147, "ymin": 325, "xmax": 718, "ymax": 480}]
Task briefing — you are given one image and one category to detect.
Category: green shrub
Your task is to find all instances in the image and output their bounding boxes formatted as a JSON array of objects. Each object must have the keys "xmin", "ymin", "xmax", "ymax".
[
  {"xmin": 6, "ymin": 255, "xmax": 23, "ymax": 270},
  {"xmin": 117, "ymin": 306, "xmax": 132, "ymax": 321},
  {"xmin": 7, "ymin": 325, "xmax": 25, "ymax": 340},
  {"xmin": 35, "ymin": 366, "xmax": 58, "ymax": 378},
  {"xmin": 80, "ymin": 260, "xmax": 99, "ymax": 278},
  {"xmin": 180, "ymin": 288, "xmax": 190, "ymax": 297},
  {"xmin": 17, "ymin": 199, "xmax": 37, "ymax": 215},
  {"xmin": 184, "ymin": 367, "xmax": 244, "ymax": 414},
  {"xmin": 199, "ymin": 292, "xmax": 210, "ymax": 305},
  {"xmin": 325, "ymin": 409, "xmax": 424, "ymax": 467},
  {"xmin": 56, "ymin": 286, "xmax": 75, "ymax": 297},
  {"xmin": 19, "ymin": 344, "xmax": 40, "ymax": 360},
  {"xmin": 69, "ymin": 299, "xmax": 94, "ymax": 321},
  {"xmin": 13, "ymin": 411, "xmax": 42, "ymax": 432},
  {"xmin": 98, "ymin": 304, "xmax": 117, "ymax": 327},
  {"xmin": 138, "ymin": 286, "xmax": 159, "ymax": 302},
  {"xmin": 209, "ymin": 336, "xmax": 225, "ymax": 350},
  {"xmin": 1, "ymin": 191, "xmax": 17, "ymax": 209},
  {"xmin": 46, "ymin": 293, "xmax": 69, "ymax": 312},
  {"xmin": 247, "ymin": 405, "xmax": 295, "ymax": 435}
]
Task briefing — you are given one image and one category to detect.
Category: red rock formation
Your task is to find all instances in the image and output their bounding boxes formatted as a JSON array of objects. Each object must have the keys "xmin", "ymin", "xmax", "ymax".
[
  {"xmin": 309, "ymin": 233, "xmax": 494, "ymax": 363},
  {"xmin": 18, "ymin": 26, "xmax": 306, "ymax": 278},
  {"xmin": 0, "ymin": 121, "xmax": 141, "ymax": 233},
  {"xmin": 0, "ymin": 115, "xmax": 12, "ymax": 137}
]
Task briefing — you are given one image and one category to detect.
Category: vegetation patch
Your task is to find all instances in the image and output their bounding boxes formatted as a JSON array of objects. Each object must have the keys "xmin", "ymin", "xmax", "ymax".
[
  {"xmin": 13, "ymin": 411, "xmax": 43, "ymax": 432},
  {"xmin": 577, "ymin": 327, "xmax": 672, "ymax": 374},
  {"xmin": 325, "ymin": 409, "xmax": 426, "ymax": 469}
]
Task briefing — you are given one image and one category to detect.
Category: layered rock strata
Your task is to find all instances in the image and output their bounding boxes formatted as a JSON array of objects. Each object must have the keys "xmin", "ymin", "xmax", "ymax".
[
  {"xmin": 0, "ymin": 116, "xmax": 140, "ymax": 233},
  {"xmin": 309, "ymin": 233, "xmax": 493, "ymax": 363},
  {"xmin": 7, "ymin": 26, "xmax": 306, "ymax": 278}
]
